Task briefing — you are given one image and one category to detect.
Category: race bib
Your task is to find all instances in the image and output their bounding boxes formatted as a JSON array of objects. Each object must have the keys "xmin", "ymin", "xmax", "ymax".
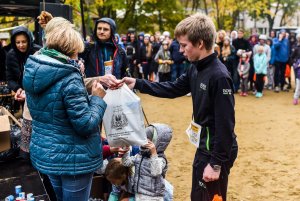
[{"xmin": 186, "ymin": 121, "xmax": 202, "ymax": 148}]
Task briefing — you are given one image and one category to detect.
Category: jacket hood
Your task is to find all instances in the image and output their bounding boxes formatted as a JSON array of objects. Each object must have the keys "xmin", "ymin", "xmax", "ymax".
[
  {"xmin": 23, "ymin": 54, "xmax": 80, "ymax": 94},
  {"xmin": 145, "ymin": 123, "xmax": 173, "ymax": 153},
  {"xmin": 11, "ymin": 26, "xmax": 33, "ymax": 55},
  {"xmin": 93, "ymin": 17, "xmax": 116, "ymax": 42}
]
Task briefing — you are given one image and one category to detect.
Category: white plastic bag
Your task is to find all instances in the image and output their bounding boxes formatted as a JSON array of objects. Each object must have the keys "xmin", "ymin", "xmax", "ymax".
[{"xmin": 103, "ymin": 84, "xmax": 148, "ymax": 147}]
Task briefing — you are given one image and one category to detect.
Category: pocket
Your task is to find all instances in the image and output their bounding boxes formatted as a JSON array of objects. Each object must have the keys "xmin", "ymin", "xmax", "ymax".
[{"xmin": 86, "ymin": 135, "xmax": 102, "ymax": 158}]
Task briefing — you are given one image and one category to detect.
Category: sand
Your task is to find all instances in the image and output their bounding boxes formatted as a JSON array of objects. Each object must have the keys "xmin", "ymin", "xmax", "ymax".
[{"xmin": 138, "ymin": 88, "xmax": 300, "ymax": 201}]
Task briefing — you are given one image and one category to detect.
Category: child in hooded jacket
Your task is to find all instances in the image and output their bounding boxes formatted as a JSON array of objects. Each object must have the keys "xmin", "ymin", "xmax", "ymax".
[
  {"xmin": 122, "ymin": 123, "xmax": 173, "ymax": 201},
  {"xmin": 237, "ymin": 53, "xmax": 250, "ymax": 96},
  {"xmin": 253, "ymin": 45, "xmax": 268, "ymax": 98}
]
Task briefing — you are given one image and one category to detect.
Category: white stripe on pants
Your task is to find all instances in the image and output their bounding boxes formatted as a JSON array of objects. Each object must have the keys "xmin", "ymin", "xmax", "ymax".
[{"xmin": 294, "ymin": 78, "xmax": 300, "ymax": 99}]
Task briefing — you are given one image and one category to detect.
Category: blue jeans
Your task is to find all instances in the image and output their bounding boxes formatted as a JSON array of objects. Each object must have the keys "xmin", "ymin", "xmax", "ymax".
[
  {"xmin": 48, "ymin": 172, "xmax": 94, "ymax": 201},
  {"xmin": 171, "ymin": 63, "xmax": 185, "ymax": 81}
]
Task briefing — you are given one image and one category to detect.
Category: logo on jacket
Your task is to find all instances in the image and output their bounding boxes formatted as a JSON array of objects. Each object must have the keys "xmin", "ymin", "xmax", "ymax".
[
  {"xmin": 111, "ymin": 106, "xmax": 128, "ymax": 130},
  {"xmin": 223, "ymin": 89, "xmax": 232, "ymax": 95},
  {"xmin": 200, "ymin": 83, "xmax": 207, "ymax": 90}
]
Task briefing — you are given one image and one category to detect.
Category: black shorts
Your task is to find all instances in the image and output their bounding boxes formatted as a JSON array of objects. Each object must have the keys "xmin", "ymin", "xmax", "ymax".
[
  {"xmin": 191, "ymin": 159, "xmax": 228, "ymax": 201},
  {"xmin": 191, "ymin": 146, "xmax": 238, "ymax": 201}
]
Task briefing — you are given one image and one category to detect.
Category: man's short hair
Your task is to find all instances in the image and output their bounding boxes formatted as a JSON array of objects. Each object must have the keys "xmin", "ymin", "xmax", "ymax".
[
  {"xmin": 45, "ymin": 17, "xmax": 84, "ymax": 57},
  {"xmin": 174, "ymin": 13, "xmax": 216, "ymax": 50},
  {"xmin": 238, "ymin": 29, "xmax": 244, "ymax": 33}
]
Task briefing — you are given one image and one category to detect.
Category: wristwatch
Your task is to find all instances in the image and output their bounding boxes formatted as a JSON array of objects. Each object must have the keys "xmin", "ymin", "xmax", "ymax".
[{"xmin": 212, "ymin": 165, "xmax": 221, "ymax": 172}]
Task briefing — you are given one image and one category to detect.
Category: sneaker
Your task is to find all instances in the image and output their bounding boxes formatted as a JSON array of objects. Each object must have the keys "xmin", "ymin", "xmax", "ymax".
[
  {"xmin": 293, "ymin": 99, "xmax": 298, "ymax": 105},
  {"xmin": 283, "ymin": 85, "xmax": 289, "ymax": 92},
  {"xmin": 242, "ymin": 92, "xmax": 248, "ymax": 96},
  {"xmin": 186, "ymin": 92, "xmax": 191, "ymax": 96},
  {"xmin": 274, "ymin": 86, "xmax": 280, "ymax": 93},
  {"xmin": 256, "ymin": 92, "xmax": 263, "ymax": 98},
  {"xmin": 268, "ymin": 86, "xmax": 273, "ymax": 90},
  {"xmin": 239, "ymin": 92, "xmax": 244, "ymax": 96}
]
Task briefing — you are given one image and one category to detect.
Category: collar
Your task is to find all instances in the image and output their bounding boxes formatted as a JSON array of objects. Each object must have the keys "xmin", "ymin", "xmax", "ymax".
[{"xmin": 192, "ymin": 52, "xmax": 217, "ymax": 71}]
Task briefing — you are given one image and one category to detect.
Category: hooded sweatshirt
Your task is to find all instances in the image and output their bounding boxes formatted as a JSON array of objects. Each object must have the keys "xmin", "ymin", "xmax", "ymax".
[{"xmin": 6, "ymin": 26, "xmax": 40, "ymax": 92}]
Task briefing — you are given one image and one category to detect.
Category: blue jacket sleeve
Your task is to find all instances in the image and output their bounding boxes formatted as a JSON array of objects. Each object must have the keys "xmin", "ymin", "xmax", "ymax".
[
  {"xmin": 134, "ymin": 72, "xmax": 190, "ymax": 98},
  {"xmin": 62, "ymin": 77, "xmax": 107, "ymax": 137}
]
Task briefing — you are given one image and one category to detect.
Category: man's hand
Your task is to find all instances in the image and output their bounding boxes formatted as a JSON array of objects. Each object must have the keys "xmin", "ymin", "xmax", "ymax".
[
  {"xmin": 278, "ymin": 33, "xmax": 283, "ymax": 41},
  {"xmin": 14, "ymin": 88, "xmax": 25, "ymax": 102},
  {"xmin": 202, "ymin": 163, "xmax": 221, "ymax": 182},
  {"xmin": 98, "ymin": 74, "xmax": 123, "ymax": 89},
  {"xmin": 121, "ymin": 77, "xmax": 136, "ymax": 89},
  {"xmin": 91, "ymin": 80, "xmax": 106, "ymax": 98},
  {"xmin": 37, "ymin": 11, "xmax": 53, "ymax": 29}
]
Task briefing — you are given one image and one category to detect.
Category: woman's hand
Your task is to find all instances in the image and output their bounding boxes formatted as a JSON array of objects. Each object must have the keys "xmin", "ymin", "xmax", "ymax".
[
  {"xmin": 99, "ymin": 74, "xmax": 123, "ymax": 89},
  {"xmin": 91, "ymin": 80, "xmax": 106, "ymax": 98},
  {"xmin": 14, "ymin": 88, "xmax": 25, "ymax": 102}
]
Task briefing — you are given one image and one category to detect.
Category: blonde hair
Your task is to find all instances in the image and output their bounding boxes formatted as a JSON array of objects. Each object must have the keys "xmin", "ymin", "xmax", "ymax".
[
  {"xmin": 174, "ymin": 13, "xmax": 216, "ymax": 50},
  {"xmin": 258, "ymin": 45, "xmax": 264, "ymax": 53},
  {"xmin": 216, "ymin": 30, "xmax": 226, "ymax": 43},
  {"xmin": 45, "ymin": 17, "xmax": 84, "ymax": 57}
]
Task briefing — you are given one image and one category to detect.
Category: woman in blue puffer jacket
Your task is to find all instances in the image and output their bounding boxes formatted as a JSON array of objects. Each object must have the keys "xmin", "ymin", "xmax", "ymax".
[{"xmin": 23, "ymin": 17, "xmax": 108, "ymax": 201}]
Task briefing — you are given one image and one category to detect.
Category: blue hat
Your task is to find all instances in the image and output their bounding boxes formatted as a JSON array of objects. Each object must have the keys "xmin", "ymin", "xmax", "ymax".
[{"xmin": 280, "ymin": 29, "xmax": 286, "ymax": 33}]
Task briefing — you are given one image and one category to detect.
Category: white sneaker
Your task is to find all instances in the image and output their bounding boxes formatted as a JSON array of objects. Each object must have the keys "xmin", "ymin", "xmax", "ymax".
[{"xmin": 186, "ymin": 92, "xmax": 191, "ymax": 96}]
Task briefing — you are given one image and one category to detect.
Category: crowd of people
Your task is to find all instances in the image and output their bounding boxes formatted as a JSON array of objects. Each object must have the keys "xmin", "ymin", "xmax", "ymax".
[
  {"xmin": 0, "ymin": 9, "xmax": 299, "ymax": 201},
  {"xmin": 214, "ymin": 28, "xmax": 300, "ymax": 102}
]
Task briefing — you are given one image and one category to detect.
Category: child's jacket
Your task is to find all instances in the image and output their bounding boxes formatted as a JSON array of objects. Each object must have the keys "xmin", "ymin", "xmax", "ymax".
[{"xmin": 122, "ymin": 123, "xmax": 173, "ymax": 197}]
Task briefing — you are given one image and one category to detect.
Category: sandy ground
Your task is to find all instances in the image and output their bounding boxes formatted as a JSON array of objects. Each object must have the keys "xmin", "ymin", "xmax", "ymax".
[{"xmin": 138, "ymin": 88, "xmax": 300, "ymax": 201}]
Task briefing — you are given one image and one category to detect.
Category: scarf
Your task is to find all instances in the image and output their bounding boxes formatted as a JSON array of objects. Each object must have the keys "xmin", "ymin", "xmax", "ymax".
[{"xmin": 39, "ymin": 47, "xmax": 80, "ymax": 68}]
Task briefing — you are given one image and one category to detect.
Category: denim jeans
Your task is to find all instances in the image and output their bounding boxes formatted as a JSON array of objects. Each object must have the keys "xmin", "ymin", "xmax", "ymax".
[
  {"xmin": 48, "ymin": 172, "xmax": 94, "ymax": 201},
  {"xmin": 171, "ymin": 63, "xmax": 185, "ymax": 81}
]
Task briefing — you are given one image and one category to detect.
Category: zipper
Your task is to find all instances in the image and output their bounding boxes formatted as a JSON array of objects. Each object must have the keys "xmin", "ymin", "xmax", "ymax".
[{"xmin": 136, "ymin": 155, "xmax": 144, "ymax": 194}]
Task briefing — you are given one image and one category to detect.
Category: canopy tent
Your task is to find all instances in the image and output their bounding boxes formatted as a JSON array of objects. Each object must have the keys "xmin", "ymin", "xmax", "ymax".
[{"xmin": 0, "ymin": 0, "xmax": 62, "ymax": 17}]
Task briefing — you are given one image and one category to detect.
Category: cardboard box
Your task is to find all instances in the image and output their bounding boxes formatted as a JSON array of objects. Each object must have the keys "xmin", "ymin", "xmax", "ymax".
[
  {"xmin": 0, "ymin": 106, "xmax": 21, "ymax": 152},
  {"xmin": 0, "ymin": 106, "xmax": 21, "ymax": 128},
  {"xmin": 90, "ymin": 175, "xmax": 105, "ymax": 199},
  {"xmin": 0, "ymin": 113, "xmax": 10, "ymax": 152}
]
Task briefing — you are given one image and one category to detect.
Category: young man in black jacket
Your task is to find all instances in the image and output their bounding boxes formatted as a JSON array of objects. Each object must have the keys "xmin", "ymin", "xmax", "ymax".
[{"xmin": 121, "ymin": 13, "xmax": 238, "ymax": 201}]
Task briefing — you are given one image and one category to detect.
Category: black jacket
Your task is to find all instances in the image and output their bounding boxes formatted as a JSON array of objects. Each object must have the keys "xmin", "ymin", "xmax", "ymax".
[
  {"xmin": 134, "ymin": 53, "xmax": 237, "ymax": 166},
  {"xmin": 232, "ymin": 38, "xmax": 251, "ymax": 61},
  {"xmin": 0, "ymin": 44, "xmax": 6, "ymax": 81},
  {"xmin": 6, "ymin": 26, "xmax": 40, "ymax": 92},
  {"xmin": 291, "ymin": 44, "xmax": 300, "ymax": 65}
]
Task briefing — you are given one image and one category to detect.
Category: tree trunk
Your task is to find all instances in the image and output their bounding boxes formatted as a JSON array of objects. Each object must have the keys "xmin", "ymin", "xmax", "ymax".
[
  {"xmin": 214, "ymin": 0, "xmax": 221, "ymax": 29},
  {"xmin": 158, "ymin": 10, "xmax": 163, "ymax": 32},
  {"xmin": 231, "ymin": 10, "xmax": 239, "ymax": 30},
  {"xmin": 267, "ymin": 0, "xmax": 281, "ymax": 33},
  {"xmin": 203, "ymin": 0, "xmax": 208, "ymax": 14}
]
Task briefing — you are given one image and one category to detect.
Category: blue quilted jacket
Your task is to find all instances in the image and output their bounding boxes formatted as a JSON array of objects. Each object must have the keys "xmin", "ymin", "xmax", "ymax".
[{"xmin": 23, "ymin": 54, "xmax": 107, "ymax": 175}]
